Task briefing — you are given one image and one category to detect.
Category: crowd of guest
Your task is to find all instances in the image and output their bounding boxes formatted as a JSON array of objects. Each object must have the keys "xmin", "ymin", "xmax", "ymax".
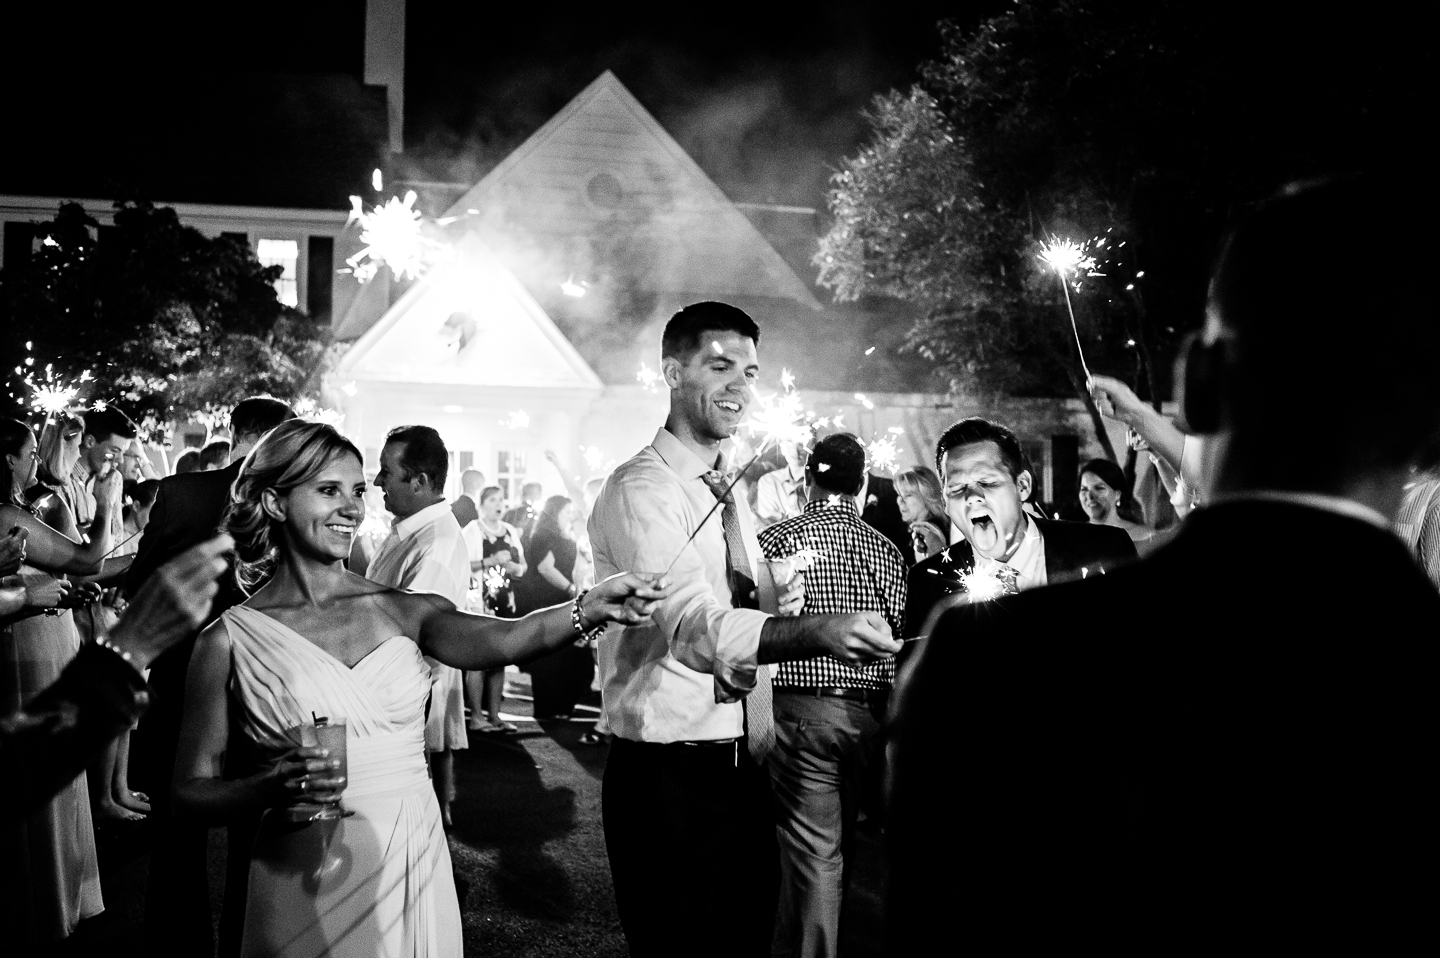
[{"xmin": 3, "ymin": 175, "xmax": 1435, "ymax": 958}]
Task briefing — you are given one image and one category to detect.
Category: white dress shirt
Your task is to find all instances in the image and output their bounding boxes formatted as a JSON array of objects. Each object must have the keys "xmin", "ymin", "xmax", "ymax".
[
  {"xmin": 756, "ymin": 464, "xmax": 805, "ymax": 527},
  {"xmin": 589, "ymin": 428, "xmax": 771, "ymax": 743},
  {"xmin": 366, "ymin": 500, "xmax": 472, "ymax": 751},
  {"xmin": 366, "ymin": 501, "xmax": 471, "ymax": 607},
  {"xmin": 972, "ymin": 516, "xmax": 1048, "ymax": 592}
]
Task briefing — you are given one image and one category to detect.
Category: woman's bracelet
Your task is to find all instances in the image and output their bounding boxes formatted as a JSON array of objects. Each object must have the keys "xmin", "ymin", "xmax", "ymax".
[
  {"xmin": 94, "ymin": 633, "xmax": 140, "ymax": 671},
  {"xmin": 570, "ymin": 590, "xmax": 607, "ymax": 645}
]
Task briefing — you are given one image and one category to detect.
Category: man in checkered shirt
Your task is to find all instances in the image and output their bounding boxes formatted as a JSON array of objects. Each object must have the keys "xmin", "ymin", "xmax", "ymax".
[{"xmin": 757, "ymin": 432, "xmax": 907, "ymax": 958}]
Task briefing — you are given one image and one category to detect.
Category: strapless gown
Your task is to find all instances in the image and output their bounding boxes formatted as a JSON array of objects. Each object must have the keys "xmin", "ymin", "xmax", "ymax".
[{"xmin": 222, "ymin": 606, "xmax": 462, "ymax": 957}]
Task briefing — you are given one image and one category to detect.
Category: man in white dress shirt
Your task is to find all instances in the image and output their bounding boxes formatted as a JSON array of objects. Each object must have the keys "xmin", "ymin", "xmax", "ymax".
[
  {"xmin": 755, "ymin": 440, "xmax": 807, "ymax": 528},
  {"xmin": 366, "ymin": 425, "xmax": 471, "ymax": 827},
  {"xmin": 589, "ymin": 302, "xmax": 901, "ymax": 958}
]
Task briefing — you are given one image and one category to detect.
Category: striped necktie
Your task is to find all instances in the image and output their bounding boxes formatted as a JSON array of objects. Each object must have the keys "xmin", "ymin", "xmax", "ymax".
[{"xmin": 701, "ymin": 471, "xmax": 774, "ymax": 762}]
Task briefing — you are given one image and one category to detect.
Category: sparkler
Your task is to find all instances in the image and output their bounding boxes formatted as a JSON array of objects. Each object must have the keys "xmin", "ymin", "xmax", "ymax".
[
  {"xmin": 662, "ymin": 369, "xmax": 811, "ymax": 577},
  {"xmin": 1038, "ymin": 236, "xmax": 1100, "ymax": 384},
  {"xmin": 344, "ymin": 191, "xmax": 437, "ymax": 283},
  {"xmin": 636, "ymin": 361, "xmax": 661, "ymax": 393},
  {"xmin": 580, "ymin": 445, "xmax": 605, "ymax": 472}
]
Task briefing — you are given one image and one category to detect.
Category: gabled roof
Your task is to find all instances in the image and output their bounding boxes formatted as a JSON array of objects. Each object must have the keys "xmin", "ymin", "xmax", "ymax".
[
  {"xmin": 336, "ymin": 240, "xmax": 603, "ymax": 392},
  {"xmin": 443, "ymin": 71, "xmax": 821, "ymax": 310}
]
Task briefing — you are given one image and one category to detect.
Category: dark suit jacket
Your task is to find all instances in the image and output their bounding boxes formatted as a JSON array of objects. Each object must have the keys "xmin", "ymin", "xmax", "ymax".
[
  {"xmin": 123, "ymin": 461, "xmax": 246, "ymax": 796},
  {"xmin": 452, "ymin": 494, "xmax": 478, "ymax": 529},
  {"xmin": 886, "ymin": 501, "xmax": 1437, "ymax": 952},
  {"xmin": 904, "ymin": 516, "xmax": 1136, "ymax": 635},
  {"xmin": 862, "ymin": 473, "xmax": 912, "ymax": 565}
]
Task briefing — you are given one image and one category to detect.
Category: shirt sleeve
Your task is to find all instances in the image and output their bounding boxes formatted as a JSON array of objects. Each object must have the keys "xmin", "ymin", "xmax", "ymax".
[
  {"xmin": 591, "ymin": 465, "xmax": 769, "ymax": 703},
  {"xmin": 755, "ymin": 472, "xmax": 784, "ymax": 524}
]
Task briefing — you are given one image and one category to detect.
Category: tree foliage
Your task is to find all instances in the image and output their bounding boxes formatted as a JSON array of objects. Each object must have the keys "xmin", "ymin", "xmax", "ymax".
[
  {"xmin": 1, "ymin": 200, "xmax": 328, "ymax": 427},
  {"xmin": 818, "ymin": 0, "xmax": 1392, "ymax": 457}
]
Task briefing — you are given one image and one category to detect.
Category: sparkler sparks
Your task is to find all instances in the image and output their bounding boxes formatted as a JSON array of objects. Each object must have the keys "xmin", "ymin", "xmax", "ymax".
[
  {"xmin": 24, "ymin": 365, "xmax": 90, "ymax": 419},
  {"xmin": 955, "ymin": 568, "xmax": 1008, "ymax": 603},
  {"xmin": 344, "ymin": 191, "xmax": 436, "ymax": 283},
  {"xmin": 580, "ymin": 445, "xmax": 605, "ymax": 472},
  {"xmin": 863, "ymin": 435, "xmax": 900, "ymax": 475},
  {"xmin": 1038, "ymin": 235, "xmax": 1101, "ymax": 383},
  {"xmin": 636, "ymin": 361, "xmax": 661, "ymax": 393},
  {"xmin": 664, "ymin": 370, "xmax": 811, "ymax": 577}
]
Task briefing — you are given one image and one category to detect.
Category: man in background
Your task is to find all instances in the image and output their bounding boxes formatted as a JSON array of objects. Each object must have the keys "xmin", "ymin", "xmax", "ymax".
[
  {"xmin": 452, "ymin": 467, "xmax": 486, "ymax": 529},
  {"xmin": 367, "ymin": 425, "xmax": 471, "ymax": 829},
  {"xmin": 126, "ymin": 395, "xmax": 292, "ymax": 958},
  {"xmin": 757, "ymin": 432, "xmax": 906, "ymax": 958}
]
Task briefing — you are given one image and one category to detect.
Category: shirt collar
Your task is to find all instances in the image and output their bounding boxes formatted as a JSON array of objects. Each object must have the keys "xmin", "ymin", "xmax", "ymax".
[
  {"xmin": 803, "ymin": 494, "xmax": 858, "ymax": 516},
  {"xmin": 391, "ymin": 500, "xmax": 453, "ymax": 538},
  {"xmin": 973, "ymin": 515, "xmax": 1044, "ymax": 573},
  {"xmin": 1210, "ymin": 490, "xmax": 1391, "ymax": 530},
  {"xmin": 652, "ymin": 427, "xmax": 733, "ymax": 481}
]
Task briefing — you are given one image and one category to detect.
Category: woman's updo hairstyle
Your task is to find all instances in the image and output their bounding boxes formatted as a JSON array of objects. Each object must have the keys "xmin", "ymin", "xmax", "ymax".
[{"xmin": 224, "ymin": 419, "xmax": 361, "ymax": 593}]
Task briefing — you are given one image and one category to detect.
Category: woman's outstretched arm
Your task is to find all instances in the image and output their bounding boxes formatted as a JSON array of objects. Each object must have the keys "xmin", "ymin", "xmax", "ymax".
[{"xmin": 419, "ymin": 571, "xmax": 668, "ymax": 670}]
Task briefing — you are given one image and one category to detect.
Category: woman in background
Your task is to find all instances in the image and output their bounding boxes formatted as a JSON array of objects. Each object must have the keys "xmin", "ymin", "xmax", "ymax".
[
  {"xmin": 516, "ymin": 496, "xmax": 592, "ymax": 720},
  {"xmin": 894, "ymin": 466, "xmax": 950, "ymax": 565},
  {"xmin": 1077, "ymin": 458, "xmax": 1155, "ymax": 551},
  {"xmin": 1, "ymin": 418, "xmax": 119, "ymax": 948},
  {"xmin": 464, "ymin": 485, "xmax": 527, "ymax": 734}
]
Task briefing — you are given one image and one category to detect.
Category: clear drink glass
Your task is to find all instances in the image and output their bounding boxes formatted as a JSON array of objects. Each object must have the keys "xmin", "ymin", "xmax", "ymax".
[{"xmin": 288, "ymin": 717, "xmax": 351, "ymax": 822}]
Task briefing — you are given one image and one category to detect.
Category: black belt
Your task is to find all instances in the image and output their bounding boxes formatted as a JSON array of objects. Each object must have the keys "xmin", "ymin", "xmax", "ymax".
[{"xmin": 776, "ymin": 686, "xmax": 889, "ymax": 704}]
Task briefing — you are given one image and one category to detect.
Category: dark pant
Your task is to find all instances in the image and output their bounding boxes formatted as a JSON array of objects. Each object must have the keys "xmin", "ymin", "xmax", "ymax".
[
  {"xmin": 135, "ymin": 640, "xmax": 214, "ymax": 956},
  {"xmin": 526, "ymin": 644, "xmax": 592, "ymax": 718},
  {"xmin": 602, "ymin": 737, "xmax": 779, "ymax": 958},
  {"xmin": 769, "ymin": 692, "xmax": 885, "ymax": 958}
]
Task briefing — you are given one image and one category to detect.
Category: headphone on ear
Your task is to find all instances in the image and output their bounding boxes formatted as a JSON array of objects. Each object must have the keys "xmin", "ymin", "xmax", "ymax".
[{"xmin": 1177, "ymin": 333, "xmax": 1227, "ymax": 435}]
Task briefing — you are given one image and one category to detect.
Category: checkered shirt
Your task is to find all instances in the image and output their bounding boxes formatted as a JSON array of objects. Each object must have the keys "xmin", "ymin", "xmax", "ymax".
[{"xmin": 757, "ymin": 498, "xmax": 907, "ymax": 690}]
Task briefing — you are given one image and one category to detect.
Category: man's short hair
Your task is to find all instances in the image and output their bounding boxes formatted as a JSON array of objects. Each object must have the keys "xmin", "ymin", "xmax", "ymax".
[
  {"xmin": 806, "ymin": 433, "xmax": 866, "ymax": 496},
  {"xmin": 385, "ymin": 425, "xmax": 448, "ymax": 491},
  {"xmin": 1210, "ymin": 175, "xmax": 1440, "ymax": 472},
  {"xmin": 521, "ymin": 481, "xmax": 543, "ymax": 499},
  {"xmin": 199, "ymin": 438, "xmax": 232, "ymax": 470},
  {"xmin": 661, "ymin": 301, "xmax": 760, "ymax": 362},
  {"xmin": 934, "ymin": 417, "xmax": 1028, "ymax": 481},
  {"xmin": 83, "ymin": 407, "xmax": 137, "ymax": 443},
  {"xmin": 230, "ymin": 397, "xmax": 294, "ymax": 441},
  {"xmin": 460, "ymin": 468, "xmax": 486, "ymax": 494}
]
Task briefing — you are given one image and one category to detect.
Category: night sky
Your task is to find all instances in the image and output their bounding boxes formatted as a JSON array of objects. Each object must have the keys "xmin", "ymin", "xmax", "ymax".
[{"xmin": 2, "ymin": 1, "xmax": 1010, "ymax": 209}]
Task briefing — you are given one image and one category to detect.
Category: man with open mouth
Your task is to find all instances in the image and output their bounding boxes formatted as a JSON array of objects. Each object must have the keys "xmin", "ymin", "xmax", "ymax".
[{"xmin": 904, "ymin": 417, "xmax": 1137, "ymax": 637}]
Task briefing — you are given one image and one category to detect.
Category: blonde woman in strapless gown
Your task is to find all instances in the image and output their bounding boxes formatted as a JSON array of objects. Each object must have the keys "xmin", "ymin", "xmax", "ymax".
[{"xmin": 173, "ymin": 421, "xmax": 667, "ymax": 958}]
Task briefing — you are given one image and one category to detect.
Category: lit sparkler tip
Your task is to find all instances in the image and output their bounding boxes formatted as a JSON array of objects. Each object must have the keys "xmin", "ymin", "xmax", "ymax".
[
  {"xmin": 779, "ymin": 368, "xmax": 796, "ymax": 393},
  {"xmin": 1037, "ymin": 236, "xmax": 1097, "ymax": 277},
  {"xmin": 345, "ymin": 191, "xmax": 437, "ymax": 283},
  {"xmin": 956, "ymin": 568, "xmax": 1006, "ymax": 603}
]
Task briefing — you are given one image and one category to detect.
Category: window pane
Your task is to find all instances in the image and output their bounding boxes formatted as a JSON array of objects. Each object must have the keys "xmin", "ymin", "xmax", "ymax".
[
  {"xmin": 497, "ymin": 450, "xmax": 511, "ymax": 473},
  {"xmin": 257, "ymin": 238, "xmax": 299, "ymax": 307}
]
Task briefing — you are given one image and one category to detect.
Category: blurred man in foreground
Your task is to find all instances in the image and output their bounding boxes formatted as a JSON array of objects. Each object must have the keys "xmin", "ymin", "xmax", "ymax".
[{"xmin": 888, "ymin": 176, "xmax": 1440, "ymax": 951}]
